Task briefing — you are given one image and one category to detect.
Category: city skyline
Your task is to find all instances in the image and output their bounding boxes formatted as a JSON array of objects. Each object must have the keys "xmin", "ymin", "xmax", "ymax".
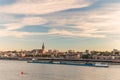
[{"xmin": 0, "ymin": 0, "xmax": 120, "ymax": 51}]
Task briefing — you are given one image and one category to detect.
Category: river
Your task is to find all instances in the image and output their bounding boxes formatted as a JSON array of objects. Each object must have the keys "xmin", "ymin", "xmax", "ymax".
[{"xmin": 0, "ymin": 60, "xmax": 120, "ymax": 80}]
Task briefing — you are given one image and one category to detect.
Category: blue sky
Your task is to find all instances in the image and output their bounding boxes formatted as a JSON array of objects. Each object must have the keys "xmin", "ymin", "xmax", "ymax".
[{"xmin": 0, "ymin": 0, "xmax": 120, "ymax": 51}]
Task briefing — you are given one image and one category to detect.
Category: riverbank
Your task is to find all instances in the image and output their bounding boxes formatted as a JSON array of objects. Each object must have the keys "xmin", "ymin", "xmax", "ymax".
[
  {"xmin": 1, "ymin": 57, "xmax": 120, "ymax": 65},
  {"xmin": 0, "ymin": 57, "xmax": 32, "ymax": 61}
]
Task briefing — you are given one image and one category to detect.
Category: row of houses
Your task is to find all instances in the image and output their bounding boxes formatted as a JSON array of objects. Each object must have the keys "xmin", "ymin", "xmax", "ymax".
[{"xmin": 0, "ymin": 49, "xmax": 120, "ymax": 60}]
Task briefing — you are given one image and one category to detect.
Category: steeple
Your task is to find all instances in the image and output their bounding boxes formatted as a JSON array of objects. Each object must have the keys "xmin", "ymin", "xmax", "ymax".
[{"xmin": 42, "ymin": 42, "xmax": 45, "ymax": 50}]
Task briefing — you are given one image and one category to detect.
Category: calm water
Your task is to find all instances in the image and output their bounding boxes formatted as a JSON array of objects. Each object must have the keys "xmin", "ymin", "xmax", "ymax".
[{"xmin": 0, "ymin": 60, "xmax": 120, "ymax": 80}]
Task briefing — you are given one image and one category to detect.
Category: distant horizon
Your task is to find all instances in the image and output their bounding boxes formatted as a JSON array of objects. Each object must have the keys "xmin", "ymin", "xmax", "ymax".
[{"xmin": 0, "ymin": 0, "xmax": 120, "ymax": 51}]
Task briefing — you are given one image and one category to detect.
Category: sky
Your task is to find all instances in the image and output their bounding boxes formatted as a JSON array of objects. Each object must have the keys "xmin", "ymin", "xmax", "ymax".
[{"xmin": 0, "ymin": 0, "xmax": 120, "ymax": 51}]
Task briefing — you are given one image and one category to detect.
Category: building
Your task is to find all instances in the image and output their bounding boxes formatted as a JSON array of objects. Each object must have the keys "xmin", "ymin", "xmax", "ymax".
[
  {"xmin": 40, "ymin": 42, "xmax": 46, "ymax": 54},
  {"xmin": 68, "ymin": 50, "xmax": 75, "ymax": 54},
  {"xmin": 31, "ymin": 43, "xmax": 46, "ymax": 55}
]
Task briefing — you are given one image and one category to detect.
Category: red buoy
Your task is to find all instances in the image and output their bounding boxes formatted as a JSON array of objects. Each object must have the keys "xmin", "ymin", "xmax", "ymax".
[{"xmin": 21, "ymin": 71, "xmax": 24, "ymax": 75}]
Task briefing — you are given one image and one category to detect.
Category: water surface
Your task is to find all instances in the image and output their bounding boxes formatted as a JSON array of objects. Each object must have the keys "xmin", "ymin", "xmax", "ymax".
[{"xmin": 0, "ymin": 60, "xmax": 119, "ymax": 80}]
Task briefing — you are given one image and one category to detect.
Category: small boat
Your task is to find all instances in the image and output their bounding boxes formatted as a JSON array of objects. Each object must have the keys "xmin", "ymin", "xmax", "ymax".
[
  {"xmin": 27, "ymin": 58, "xmax": 39, "ymax": 63},
  {"xmin": 94, "ymin": 63, "xmax": 109, "ymax": 67}
]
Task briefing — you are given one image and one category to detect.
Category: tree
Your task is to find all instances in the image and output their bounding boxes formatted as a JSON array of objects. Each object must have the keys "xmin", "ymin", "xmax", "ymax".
[{"xmin": 82, "ymin": 54, "xmax": 91, "ymax": 59}]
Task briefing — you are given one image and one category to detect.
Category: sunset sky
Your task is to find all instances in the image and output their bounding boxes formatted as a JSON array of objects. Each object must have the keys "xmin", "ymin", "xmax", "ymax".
[{"xmin": 0, "ymin": 0, "xmax": 120, "ymax": 51}]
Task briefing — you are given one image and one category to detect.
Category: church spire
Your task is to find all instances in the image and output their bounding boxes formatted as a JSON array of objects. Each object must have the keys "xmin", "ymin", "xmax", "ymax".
[{"xmin": 42, "ymin": 42, "xmax": 45, "ymax": 50}]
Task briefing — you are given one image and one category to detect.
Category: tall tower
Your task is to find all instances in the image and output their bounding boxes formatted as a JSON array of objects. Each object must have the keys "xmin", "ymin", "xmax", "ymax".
[
  {"xmin": 41, "ymin": 42, "xmax": 46, "ymax": 54},
  {"xmin": 42, "ymin": 42, "xmax": 45, "ymax": 51}
]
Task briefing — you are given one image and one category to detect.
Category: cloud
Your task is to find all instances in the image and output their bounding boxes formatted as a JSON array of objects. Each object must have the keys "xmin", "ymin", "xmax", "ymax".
[
  {"xmin": 2, "ymin": 16, "xmax": 47, "ymax": 30},
  {"xmin": 42, "ymin": 2, "xmax": 120, "ymax": 38},
  {"xmin": 48, "ymin": 29, "xmax": 106, "ymax": 38},
  {"xmin": 22, "ymin": 17, "xmax": 47, "ymax": 25},
  {"xmin": 0, "ymin": 30, "xmax": 29, "ymax": 38},
  {"xmin": 0, "ymin": 14, "xmax": 19, "ymax": 24},
  {"xmin": 0, "ymin": 16, "xmax": 48, "ymax": 38},
  {"xmin": 0, "ymin": 1, "xmax": 120, "ymax": 39},
  {"xmin": 0, "ymin": 0, "xmax": 96, "ymax": 15}
]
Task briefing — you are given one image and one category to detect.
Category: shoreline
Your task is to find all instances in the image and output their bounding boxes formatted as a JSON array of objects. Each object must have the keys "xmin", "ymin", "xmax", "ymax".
[
  {"xmin": 0, "ymin": 57, "xmax": 31, "ymax": 61},
  {"xmin": 1, "ymin": 57, "xmax": 120, "ymax": 65}
]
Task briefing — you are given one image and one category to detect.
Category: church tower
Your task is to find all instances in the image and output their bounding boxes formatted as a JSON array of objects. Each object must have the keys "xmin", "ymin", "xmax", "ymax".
[
  {"xmin": 42, "ymin": 42, "xmax": 45, "ymax": 50},
  {"xmin": 41, "ymin": 42, "xmax": 46, "ymax": 54}
]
